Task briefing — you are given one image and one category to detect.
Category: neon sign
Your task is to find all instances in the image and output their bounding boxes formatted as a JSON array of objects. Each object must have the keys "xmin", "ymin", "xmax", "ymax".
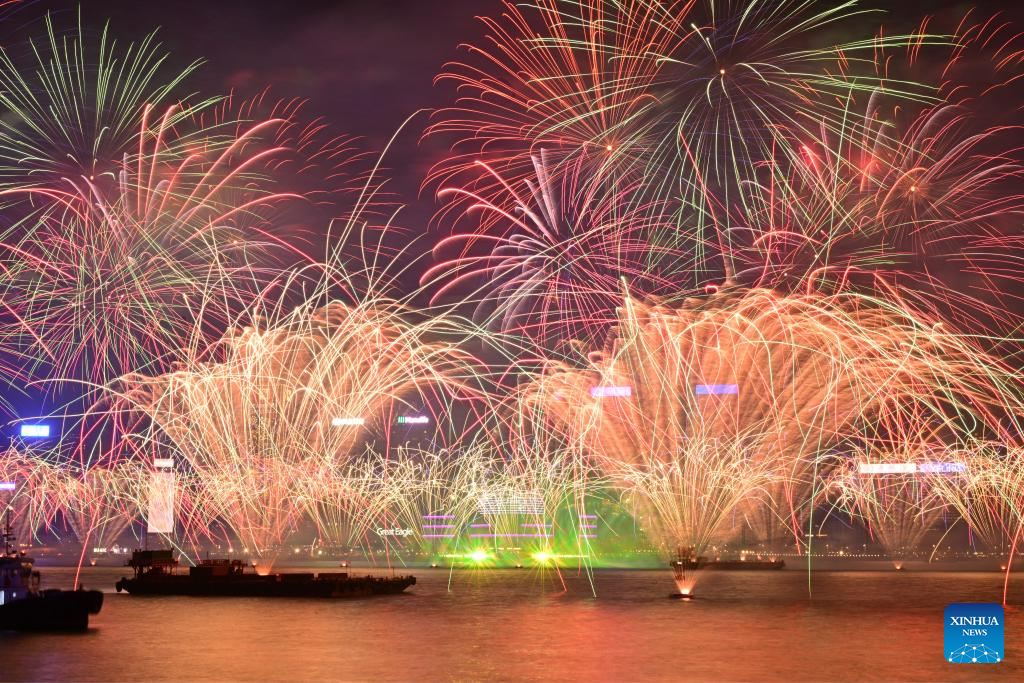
[{"xmin": 590, "ymin": 385, "xmax": 631, "ymax": 398}]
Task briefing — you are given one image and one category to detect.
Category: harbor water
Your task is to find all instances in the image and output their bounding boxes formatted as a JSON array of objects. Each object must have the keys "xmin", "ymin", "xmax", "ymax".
[{"xmin": 3, "ymin": 566, "xmax": 1023, "ymax": 682}]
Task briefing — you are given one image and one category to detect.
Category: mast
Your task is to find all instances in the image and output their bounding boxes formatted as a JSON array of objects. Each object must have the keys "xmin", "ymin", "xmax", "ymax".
[{"xmin": 3, "ymin": 505, "xmax": 14, "ymax": 556}]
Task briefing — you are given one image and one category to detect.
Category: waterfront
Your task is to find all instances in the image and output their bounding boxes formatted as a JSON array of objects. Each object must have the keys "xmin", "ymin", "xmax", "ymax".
[{"xmin": 3, "ymin": 567, "xmax": 1022, "ymax": 682}]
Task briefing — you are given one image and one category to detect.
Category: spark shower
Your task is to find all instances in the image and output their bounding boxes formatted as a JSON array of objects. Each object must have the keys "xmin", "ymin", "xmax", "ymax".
[{"xmin": 3, "ymin": 0, "xmax": 1024, "ymax": 600}]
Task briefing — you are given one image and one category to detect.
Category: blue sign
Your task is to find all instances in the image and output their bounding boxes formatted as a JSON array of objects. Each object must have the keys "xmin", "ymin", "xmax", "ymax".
[
  {"xmin": 945, "ymin": 603, "xmax": 1003, "ymax": 663},
  {"xmin": 19, "ymin": 424, "xmax": 51, "ymax": 438},
  {"xmin": 919, "ymin": 462, "xmax": 967, "ymax": 474},
  {"xmin": 695, "ymin": 384, "xmax": 738, "ymax": 395}
]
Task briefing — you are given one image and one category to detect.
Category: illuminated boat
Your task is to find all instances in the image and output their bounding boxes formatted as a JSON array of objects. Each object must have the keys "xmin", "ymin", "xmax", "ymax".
[
  {"xmin": 115, "ymin": 550, "xmax": 415, "ymax": 598},
  {"xmin": 0, "ymin": 510, "xmax": 103, "ymax": 631}
]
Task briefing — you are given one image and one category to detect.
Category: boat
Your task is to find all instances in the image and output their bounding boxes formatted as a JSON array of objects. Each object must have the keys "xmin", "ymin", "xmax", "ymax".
[
  {"xmin": 670, "ymin": 546, "xmax": 786, "ymax": 572},
  {"xmin": 115, "ymin": 550, "xmax": 416, "ymax": 598},
  {"xmin": 671, "ymin": 557, "xmax": 786, "ymax": 571},
  {"xmin": 0, "ymin": 508, "xmax": 104, "ymax": 631}
]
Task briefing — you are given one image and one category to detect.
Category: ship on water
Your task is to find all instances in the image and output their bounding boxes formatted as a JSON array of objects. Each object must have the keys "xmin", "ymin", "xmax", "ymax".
[
  {"xmin": 115, "ymin": 550, "xmax": 416, "ymax": 598},
  {"xmin": 0, "ymin": 507, "xmax": 104, "ymax": 631},
  {"xmin": 671, "ymin": 546, "xmax": 785, "ymax": 572},
  {"xmin": 667, "ymin": 546, "xmax": 784, "ymax": 599},
  {"xmin": 672, "ymin": 557, "xmax": 786, "ymax": 571}
]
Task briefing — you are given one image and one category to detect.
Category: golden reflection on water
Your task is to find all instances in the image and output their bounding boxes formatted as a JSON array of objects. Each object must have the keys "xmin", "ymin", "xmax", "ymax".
[{"xmin": 3, "ymin": 567, "xmax": 1022, "ymax": 682}]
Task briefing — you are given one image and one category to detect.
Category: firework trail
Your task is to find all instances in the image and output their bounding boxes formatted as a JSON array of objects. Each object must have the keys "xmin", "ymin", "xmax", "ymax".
[
  {"xmin": 430, "ymin": 0, "xmax": 930, "ymax": 284},
  {"xmin": 56, "ymin": 461, "xmax": 147, "ymax": 556},
  {"xmin": 523, "ymin": 286, "xmax": 1024, "ymax": 565},
  {"xmin": 825, "ymin": 442, "xmax": 948, "ymax": 568},
  {"xmin": 196, "ymin": 90, "xmax": 394, "ymax": 233},
  {"xmin": 0, "ymin": 17, "xmax": 388, "ymax": 392},
  {"xmin": 112, "ymin": 295, "xmax": 484, "ymax": 567},
  {"xmin": 0, "ymin": 110, "xmax": 310, "ymax": 387},
  {"xmin": 426, "ymin": 0, "xmax": 682, "ymax": 227},
  {"xmin": 929, "ymin": 443, "xmax": 1024, "ymax": 561},
  {"xmin": 729, "ymin": 15, "xmax": 1024, "ymax": 330},
  {"xmin": 0, "ymin": 12, "xmax": 205, "ymax": 193},
  {"xmin": 425, "ymin": 150, "xmax": 688, "ymax": 343},
  {"xmin": 0, "ymin": 446, "xmax": 67, "ymax": 543},
  {"xmin": 297, "ymin": 451, "xmax": 397, "ymax": 554}
]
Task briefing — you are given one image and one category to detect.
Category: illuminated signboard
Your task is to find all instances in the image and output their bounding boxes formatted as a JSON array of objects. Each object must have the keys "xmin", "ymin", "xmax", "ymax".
[
  {"xmin": 478, "ymin": 490, "xmax": 544, "ymax": 515},
  {"xmin": 376, "ymin": 528, "xmax": 414, "ymax": 537},
  {"xmin": 19, "ymin": 424, "xmax": 51, "ymax": 438},
  {"xmin": 331, "ymin": 417, "xmax": 365, "ymax": 427},
  {"xmin": 918, "ymin": 462, "xmax": 967, "ymax": 474},
  {"xmin": 858, "ymin": 462, "xmax": 965, "ymax": 474},
  {"xmin": 857, "ymin": 463, "xmax": 917, "ymax": 474},
  {"xmin": 695, "ymin": 384, "xmax": 738, "ymax": 395},
  {"xmin": 590, "ymin": 385, "xmax": 631, "ymax": 398},
  {"xmin": 397, "ymin": 415, "xmax": 430, "ymax": 425},
  {"xmin": 153, "ymin": 458, "xmax": 174, "ymax": 469}
]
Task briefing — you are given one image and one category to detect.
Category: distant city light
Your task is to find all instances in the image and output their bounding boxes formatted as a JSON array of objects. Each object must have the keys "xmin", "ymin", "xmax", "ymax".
[
  {"xmin": 397, "ymin": 415, "xmax": 430, "ymax": 425},
  {"xmin": 918, "ymin": 462, "xmax": 967, "ymax": 474},
  {"xmin": 0, "ymin": 482, "xmax": 15, "ymax": 491},
  {"xmin": 590, "ymin": 385, "xmax": 631, "ymax": 398},
  {"xmin": 857, "ymin": 462, "xmax": 965, "ymax": 475},
  {"xmin": 857, "ymin": 463, "xmax": 917, "ymax": 474},
  {"xmin": 331, "ymin": 417, "xmax": 365, "ymax": 427},
  {"xmin": 19, "ymin": 424, "xmax": 51, "ymax": 438},
  {"xmin": 695, "ymin": 384, "xmax": 738, "ymax": 395}
]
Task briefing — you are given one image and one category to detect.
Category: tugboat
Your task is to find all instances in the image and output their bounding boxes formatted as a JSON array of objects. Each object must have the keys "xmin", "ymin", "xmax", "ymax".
[
  {"xmin": 0, "ymin": 507, "xmax": 104, "ymax": 631},
  {"xmin": 115, "ymin": 550, "xmax": 416, "ymax": 598}
]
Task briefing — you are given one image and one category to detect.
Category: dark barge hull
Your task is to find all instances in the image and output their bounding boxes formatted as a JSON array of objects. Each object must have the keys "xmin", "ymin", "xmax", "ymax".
[
  {"xmin": 0, "ymin": 589, "xmax": 104, "ymax": 631},
  {"xmin": 704, "ymin": 560, "xmax": 785, "ymax": 570},
  {"xmin": 674, "ymin": 559, "xmax": 786, "ymax": 571},
  {"xmin": 115, "ymin": 572, "xmax": 415, "ymax": 598}
]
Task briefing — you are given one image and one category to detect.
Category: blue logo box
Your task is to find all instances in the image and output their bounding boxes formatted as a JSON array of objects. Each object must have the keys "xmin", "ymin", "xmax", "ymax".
[{"xmin": 945, "ymin": 603, "xmax": 1004, "ymax": 663}]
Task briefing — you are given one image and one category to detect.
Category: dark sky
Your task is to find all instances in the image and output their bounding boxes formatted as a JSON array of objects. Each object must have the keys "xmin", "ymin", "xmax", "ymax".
[{"xmin": 28, "ymin": 0, "xmax": 501, "ymax": 142}]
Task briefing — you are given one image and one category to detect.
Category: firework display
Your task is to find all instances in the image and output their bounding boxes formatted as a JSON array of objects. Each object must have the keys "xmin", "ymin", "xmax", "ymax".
[
  {"xmin": 3, "ymin": 1, "xmax": 1024, "ymax": 607},
  {"xmin": 424, "ymin": 151, "xmax": 685, "ymax": 342},
  {"xmin": 826, "ymin": 448, "xmax": 947, "ymax": 569},
  {"xmin": 110, "ymin": 297, "xmax": 483, "ymax": 565},
  {"xmin": 0, "ymin": 16, "xmax": 380, "ymax": 390},
  {"xmin": 0, "ymin": 14, "xmax": 204, "ymax": 192}
]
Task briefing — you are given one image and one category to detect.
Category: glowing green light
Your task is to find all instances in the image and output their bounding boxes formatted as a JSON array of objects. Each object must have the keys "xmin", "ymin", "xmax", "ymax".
[{"xmin": 468, "ymin": 549, "xmax": 490, "ymax": 563}]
